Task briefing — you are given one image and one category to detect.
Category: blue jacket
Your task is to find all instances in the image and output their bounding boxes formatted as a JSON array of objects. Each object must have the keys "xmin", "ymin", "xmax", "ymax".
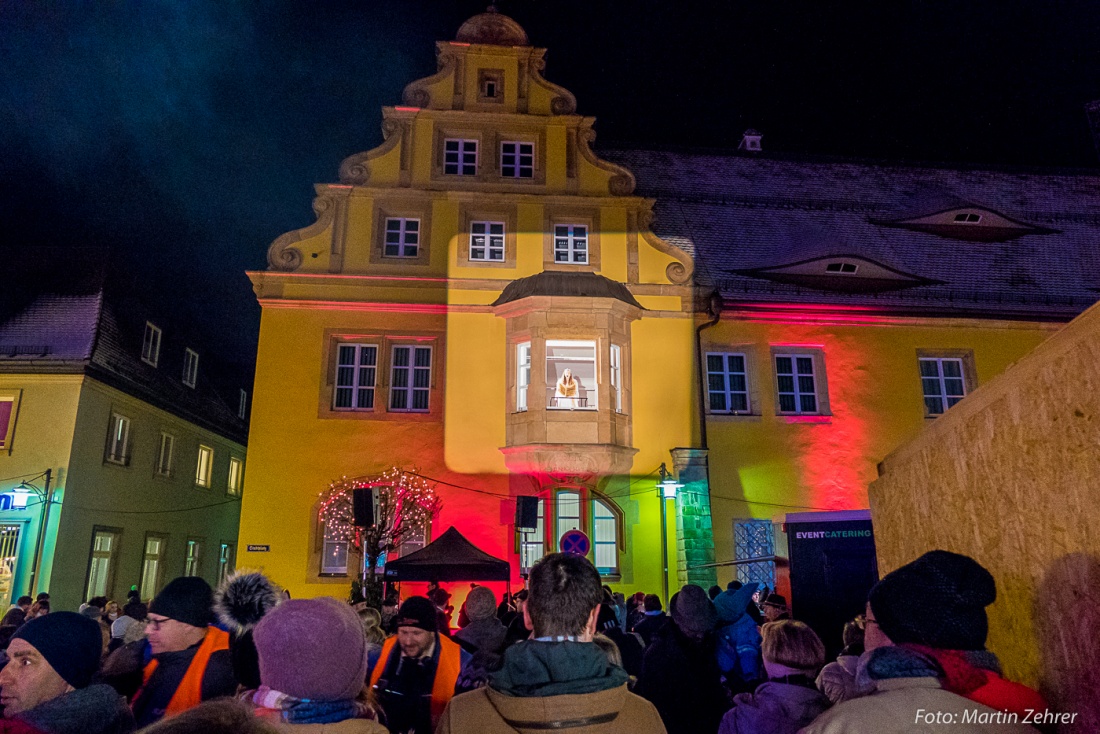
[{"xmin": 713, "ymin": 584, "xmax": 763, "ymax": 684}]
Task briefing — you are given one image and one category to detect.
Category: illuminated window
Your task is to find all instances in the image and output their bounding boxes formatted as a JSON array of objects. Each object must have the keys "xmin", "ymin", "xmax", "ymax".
[
  {"xmin": 390, "ymin": 345, "xmax": 432, "ymax": 412},
  {"xmin": 554, "ymin": 225, "xmax": 588, "ymax": 264},
  {"xmin": 105, "ymin": 414, "xmax": 131, "ymax": 465},
  {"xmin": 140, "ymin": 534, "xmax": 165, "ymax": 598},
  {"xmin": 0, "ymin": 398, "xmax": 15, "ymax": 451},
  {"xmin": 334, "ymin": 344, "xmax": 378, "ymax": 410},
  {"xmin": 156, "ymin": 433, "xmax": 174, "ymax": 477},
  {"xmin": 384, "ymin": 217, "xmax": 420, "ymax": 258},
  {"xmin": 517, "ymin": 342, "xmax": 531, "ymax": 412},
  {"xmin": 86, "ymin": 529, "xmax": 119, "ymax": 600},
  {"xmin": 546, "ymin": 340, "xmax": 597, "ymax": 409},
  {"xmin": 707, "ymin": 353, "xmax": 750, "ymax": 414},
  {"xmin": 182, "ymin": 348, "xmax": 199, "ymax": 388},
  {"xmin": 919, "ymin": 357, "xmax": 967, "ymax": 415},
  {"xmin": 953, "ymin": 212, "xmax": 982, "ymax": 223},
  {"xmin": 444, "ymin": 138, "xmax": 478, "ymax": 175},
  {"xmin": 228, "ymin": 457, "xmax": 244, "ymax": 496},
  {"xmin": 593, "ymin": 498, "xmax": 618, "ymax": 574},
  {"xmin": 195, "ymin": 445, "xmax": 214, "ymax": 487},
  {"xmin": 141, "ymin": 323, "xmax": 162, "ymax": 367},
  {"xmin": 555, "ymin": 490, "xmax": 582, "ymax": 548},
  {"xmin": 185, "ymin": 539, "xmax": 202, "ymax": 577},
  {"xmin": 610, "ymin": 344, "xmax": 623, "ymax": 413},
  {"xmin": 218, "ymin": 543, "xmax": 235, "ymax": 586},
  {"xmin": 321, "ymin": 519, "xmax": 349, "ymax": 576},
  {"xmin": 775, "ymin": 354, "xmax": 820, "ymax": 414},
  {"xmin": 470, "ymin": 221, "xmax": 505, "ymax": 261},
  {"xmin": 519, "ymin": 498, "xmax": 545, "ymax": 570},
  {"xmin": 501, "ymin": 141, "xmax": 534, "ymax": 178}
]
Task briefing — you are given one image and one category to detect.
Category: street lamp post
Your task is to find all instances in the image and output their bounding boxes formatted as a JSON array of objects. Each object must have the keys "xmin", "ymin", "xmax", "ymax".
[
  {"xmin": 17, "ymin": 470, "xmax": 53, "ymax": 598},
  {"xmin": 657, "ymin": 463, "xmax": 683, "ymax": 605}
]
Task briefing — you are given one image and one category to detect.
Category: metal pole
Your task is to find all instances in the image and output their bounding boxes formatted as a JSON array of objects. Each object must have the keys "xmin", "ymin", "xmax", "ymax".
[
  {"xmin": 27, "ymin": 469, "xmax": 52, "ymax": 597},
  {"xmin": 659, "ymin": 493, "xmax": 669, "ymax": 605}
]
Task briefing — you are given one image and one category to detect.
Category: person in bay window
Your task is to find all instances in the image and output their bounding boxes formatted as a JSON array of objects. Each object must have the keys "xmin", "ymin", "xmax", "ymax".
[{"xmin": 555, "ymin": 368, "xmax": 580, "ymax": 408}]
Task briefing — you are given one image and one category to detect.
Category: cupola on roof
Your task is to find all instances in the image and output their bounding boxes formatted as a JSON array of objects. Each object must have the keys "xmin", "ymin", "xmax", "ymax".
[{"xmin": 455, "ymin": 6, "xmax": 530, "ymax": 46}]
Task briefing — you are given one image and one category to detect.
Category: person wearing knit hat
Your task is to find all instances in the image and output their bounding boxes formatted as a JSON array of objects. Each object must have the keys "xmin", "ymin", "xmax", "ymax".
[
  {"xmin": 803, "ymin": 551, "xmax": 1043, "ymax": 734},
  {"xmin": 0, "ymin": 612, "xmax": 135, "ymax": 733},
  {"xmin": 369, "ymin": 596, "xmax": 468, "ymax": 734},
  {"xmin": 131, "ymin": 577, "xmax": 237, "ymax": 728},
  {"xmin": 245, "ymin": 598, "xmax": 385, "ymax": 732},
  {"xmin": 454, "ymin": 587, "xmax": 506, "ymax": 657}
]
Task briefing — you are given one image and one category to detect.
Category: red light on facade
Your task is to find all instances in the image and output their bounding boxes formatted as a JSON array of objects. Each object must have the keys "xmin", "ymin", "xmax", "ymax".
[
  {"xmin": 395, "ymin": 106, "xmax": 421, "ymax": 112},
  {"xmin": 449, "ymin": 42, "xmax": 471, "ymax": 47},
  {"xmin": 329, "ymin": 185, "xmax": 352, "ymax": 189}
]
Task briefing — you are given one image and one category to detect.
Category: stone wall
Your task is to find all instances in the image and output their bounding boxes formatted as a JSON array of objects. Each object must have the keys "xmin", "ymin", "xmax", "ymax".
[
  {"xmin": 672, "ymin": 448, "xmax": 718, "ymax": 589},
  {"xmin": 870, "ymin": 301, "xmax": 1100, "ymax": 731}
]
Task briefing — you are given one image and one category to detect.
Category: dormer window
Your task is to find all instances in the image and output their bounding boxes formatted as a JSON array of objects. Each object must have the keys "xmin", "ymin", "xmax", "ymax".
[
  {"xmin": 141, "ymin": 322, "xmax": 162, "ymax": 367},
  {"xmin": 478, "ymin": 69, "xmax": 504, "ymax": 102},
  {"xmin": 825, "ymin": 262, "xmax": 858, "ymax": 274},
  {"xmin": 953, "ymin": 213, "xmax": 982, "ymax": 223}
]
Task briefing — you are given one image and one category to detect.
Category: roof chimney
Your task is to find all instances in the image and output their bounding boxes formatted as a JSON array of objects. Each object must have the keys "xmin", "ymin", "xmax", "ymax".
[{"xmin": 738, "ymin": 129, "xmax": 763, "ymax": 153}]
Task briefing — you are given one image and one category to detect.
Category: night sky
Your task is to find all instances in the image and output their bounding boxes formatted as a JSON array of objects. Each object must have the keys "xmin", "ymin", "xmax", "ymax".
[{"xmin": 3, "ymin": 1, "xmax": 1099, "ymax": 365}]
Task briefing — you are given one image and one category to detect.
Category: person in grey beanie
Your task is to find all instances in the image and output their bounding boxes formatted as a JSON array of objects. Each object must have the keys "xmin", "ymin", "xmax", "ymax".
[{"xmin": 0, "ymin": 611, "xmax": 135, "ymax": 734}]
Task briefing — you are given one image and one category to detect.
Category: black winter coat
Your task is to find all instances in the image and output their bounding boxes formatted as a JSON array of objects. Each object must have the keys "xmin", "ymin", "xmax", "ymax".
[{"xmin": 635, "ymin": 624, "xmax": 730, "ymax": 734}]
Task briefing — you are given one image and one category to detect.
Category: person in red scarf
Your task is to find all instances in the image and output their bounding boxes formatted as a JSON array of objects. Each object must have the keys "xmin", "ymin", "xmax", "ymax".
[{"xmin": 804, "ymin": 550, "xmax": 1045, "ymax": 734}]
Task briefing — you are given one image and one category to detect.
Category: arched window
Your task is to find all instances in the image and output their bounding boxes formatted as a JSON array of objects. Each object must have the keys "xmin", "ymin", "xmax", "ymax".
[
  {"xmin": 592, "ymin": 498, "xmax": 618, "ymax": 574},
  {"xmin": 533, "ymin": 489, "xmax": 622, "ymax": 578}
]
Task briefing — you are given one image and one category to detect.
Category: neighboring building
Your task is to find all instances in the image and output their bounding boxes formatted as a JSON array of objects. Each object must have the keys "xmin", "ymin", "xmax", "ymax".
[
  {"xmin": 239, "ymin": 9, "xmax": 1100, "ymax": 600},
  {"xmin": 0, "ymin": 253, "xmax": 249, "ymax": 610}
]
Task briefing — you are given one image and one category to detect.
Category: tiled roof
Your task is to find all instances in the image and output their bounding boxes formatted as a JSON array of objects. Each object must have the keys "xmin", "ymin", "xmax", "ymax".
[
  {"xmin": 604, "ymin": 148, "xmax": 1100, "ymax": 319},
  {"xmin": 0, "ymin": 293, "xmax": 102, "ymax": 362}
]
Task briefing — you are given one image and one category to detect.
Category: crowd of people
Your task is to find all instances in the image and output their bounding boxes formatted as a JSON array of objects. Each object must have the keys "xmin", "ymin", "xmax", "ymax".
[{"xmin": 0, "ymin": 549, "xmax": 1057, "ymax": 733}]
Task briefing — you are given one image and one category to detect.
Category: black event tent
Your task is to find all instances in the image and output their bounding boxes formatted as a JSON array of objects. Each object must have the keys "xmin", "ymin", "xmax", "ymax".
[{"xmin": 383, "ymin": 526, "xmax": 510, "ymax": 582}]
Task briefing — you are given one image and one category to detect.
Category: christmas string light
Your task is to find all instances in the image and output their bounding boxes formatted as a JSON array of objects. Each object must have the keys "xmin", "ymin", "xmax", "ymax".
[{"xmin": 318, "ymin": 468, "xmax": 442, "ymax": 562}]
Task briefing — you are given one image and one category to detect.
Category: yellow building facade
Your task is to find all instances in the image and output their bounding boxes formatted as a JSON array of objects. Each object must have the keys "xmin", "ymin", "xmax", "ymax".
[{"xmin": 241, "ymin": 11, "xmax": 703, "ymax": 601}]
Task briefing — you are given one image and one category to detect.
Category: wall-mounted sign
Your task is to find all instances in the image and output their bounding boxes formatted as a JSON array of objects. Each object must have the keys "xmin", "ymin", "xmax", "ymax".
[
  {"xmin": 247, "ymin": 544, "xmax": 271, "ymax": 552},
  {"xmin": 559, "ymin": 530, "xmax": 590, "ymax": 556}
]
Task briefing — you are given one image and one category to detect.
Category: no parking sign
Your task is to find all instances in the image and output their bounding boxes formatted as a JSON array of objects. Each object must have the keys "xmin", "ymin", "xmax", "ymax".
[{"xmin": 559, "ymin": 529, "xmax": 590, "ymax": 556}]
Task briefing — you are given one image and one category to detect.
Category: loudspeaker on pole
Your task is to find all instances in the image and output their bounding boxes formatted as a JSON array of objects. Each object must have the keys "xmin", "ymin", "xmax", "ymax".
[
  {"xmin": 353, "ymin": 487, "xmax": 377, "ymax": 527},
  {"xmin": 515, "ymin": 496, "xmax": 539, "ymax": 532}
]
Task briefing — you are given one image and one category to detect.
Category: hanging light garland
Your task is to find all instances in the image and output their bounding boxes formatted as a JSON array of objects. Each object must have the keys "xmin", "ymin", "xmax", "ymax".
[{"xmin": 318, "ymin": 468, "xmax": 442, "ymax": 556}]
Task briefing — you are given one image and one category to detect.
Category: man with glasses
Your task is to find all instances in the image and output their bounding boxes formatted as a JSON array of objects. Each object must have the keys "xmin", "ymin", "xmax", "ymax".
[{"xmin": 131, "ymin": 577, "xmax": 235, "ymax": 727}]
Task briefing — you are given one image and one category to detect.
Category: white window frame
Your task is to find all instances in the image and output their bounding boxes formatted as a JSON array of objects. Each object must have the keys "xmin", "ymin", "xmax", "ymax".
[
  {"xmin": 389, "ymin": 345, "xmax": 432, "ymax": 413},
  {"xmin": 397, "ymin": 518, "xmax": 430, "ymax": 559},
  {"xmin": 106, "ymin": 413, "xmax": 131, "ymax": 465},
  {"xmin": 954, "ymin": 212, "xmax": 982, "ymax": 223},
  {"xmin": 610, "ymin": 344, "xmax": 623, "ymax": 413},
  {"xmin": 383, "ymin": 217, "xmax": 421, "ymax": 258},
  {"xmin": 517, "ymin": 342, "xmax": 531, "ymax": 412},
  {"xmin": 333, "ymin": 343, "xmax": 378, "ymax": 411},
  {"xmin": 195, "ymin": 445, "xmax": 214, "ymax": 488},
  {"xmin": 184, "ymin": 539, "xmax": 202, "ymax": 577},
  {"xmin": 140, "ymin": 534, "xmax": 166, "ymax": 598},
  {"xmin": 227, "ymin": 456, "xmax": 243, "ymax": 496},
  {"xmin": 444, "ymin": 138, "xmax": 478, "ymax": 176},
  {"xmin": 141, "ymin": 322, "xmax": 162, "ymax": 367},
  {"xmin": 238, "ymin": 389, "xmax": 248, "ymax": 420},
  {"xmin": 218, "ymin": 543, "xmax": 235, "ymax": 586},
  {"xmin": 707, "ymin": 352, "xmax": 751, "ymax": 414},
  {"xmin": 546, "ymin": 339, "xmax": 598, "ymax": 410},
  {"xmin": 500, "ymin": 141, "xmax": 534, "ymax": 178},
  {"xmin": 86, "ymin": 529, "xmax": 119, "ymax": 600},
  {"xmin": 182, "ymin": 348, "xmax": 199, "ymax": 388},
  {"xmin": 519, "ymin": 498, "xmax": 545, "ymax": 571},
  {"xmin": 554, "ymin": 490, "xmax": 582, "ymax": 551},
  {"xmin": 156, "ymin": 432, "xmax": 175, "ymax": 477},
  {"xmin": 553, "ymin": 224, "xmax": 589, "ymax": 264},
  {"xmin": 775, "ymin": 353, "xmax": 821, "ymax": 415},
  {"xmin": 919, "ymin": 357, "xmax": 967, "ymax": 416},
  {"xmin": 592, "ymin": 497, "xmax": 619, "ymax": 575},
  {"xmin": 469, "ymin": 221, "xmax": 505, "ymax": 262}
]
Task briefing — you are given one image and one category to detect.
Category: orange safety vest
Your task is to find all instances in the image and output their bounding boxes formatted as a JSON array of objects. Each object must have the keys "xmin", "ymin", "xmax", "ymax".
[
  {"xmin": 370, "ymin": 633, "xmax": 462, "ymax": 725},
  {"xmin": 137, "ymin": 626, "xmax": 230, "ymax": 719}
]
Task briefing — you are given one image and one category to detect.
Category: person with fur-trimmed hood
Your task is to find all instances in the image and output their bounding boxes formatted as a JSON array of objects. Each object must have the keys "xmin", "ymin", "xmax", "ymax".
[{"xmin": 214, "ymin": 570, "xmax": 284, "ymax": 690}]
